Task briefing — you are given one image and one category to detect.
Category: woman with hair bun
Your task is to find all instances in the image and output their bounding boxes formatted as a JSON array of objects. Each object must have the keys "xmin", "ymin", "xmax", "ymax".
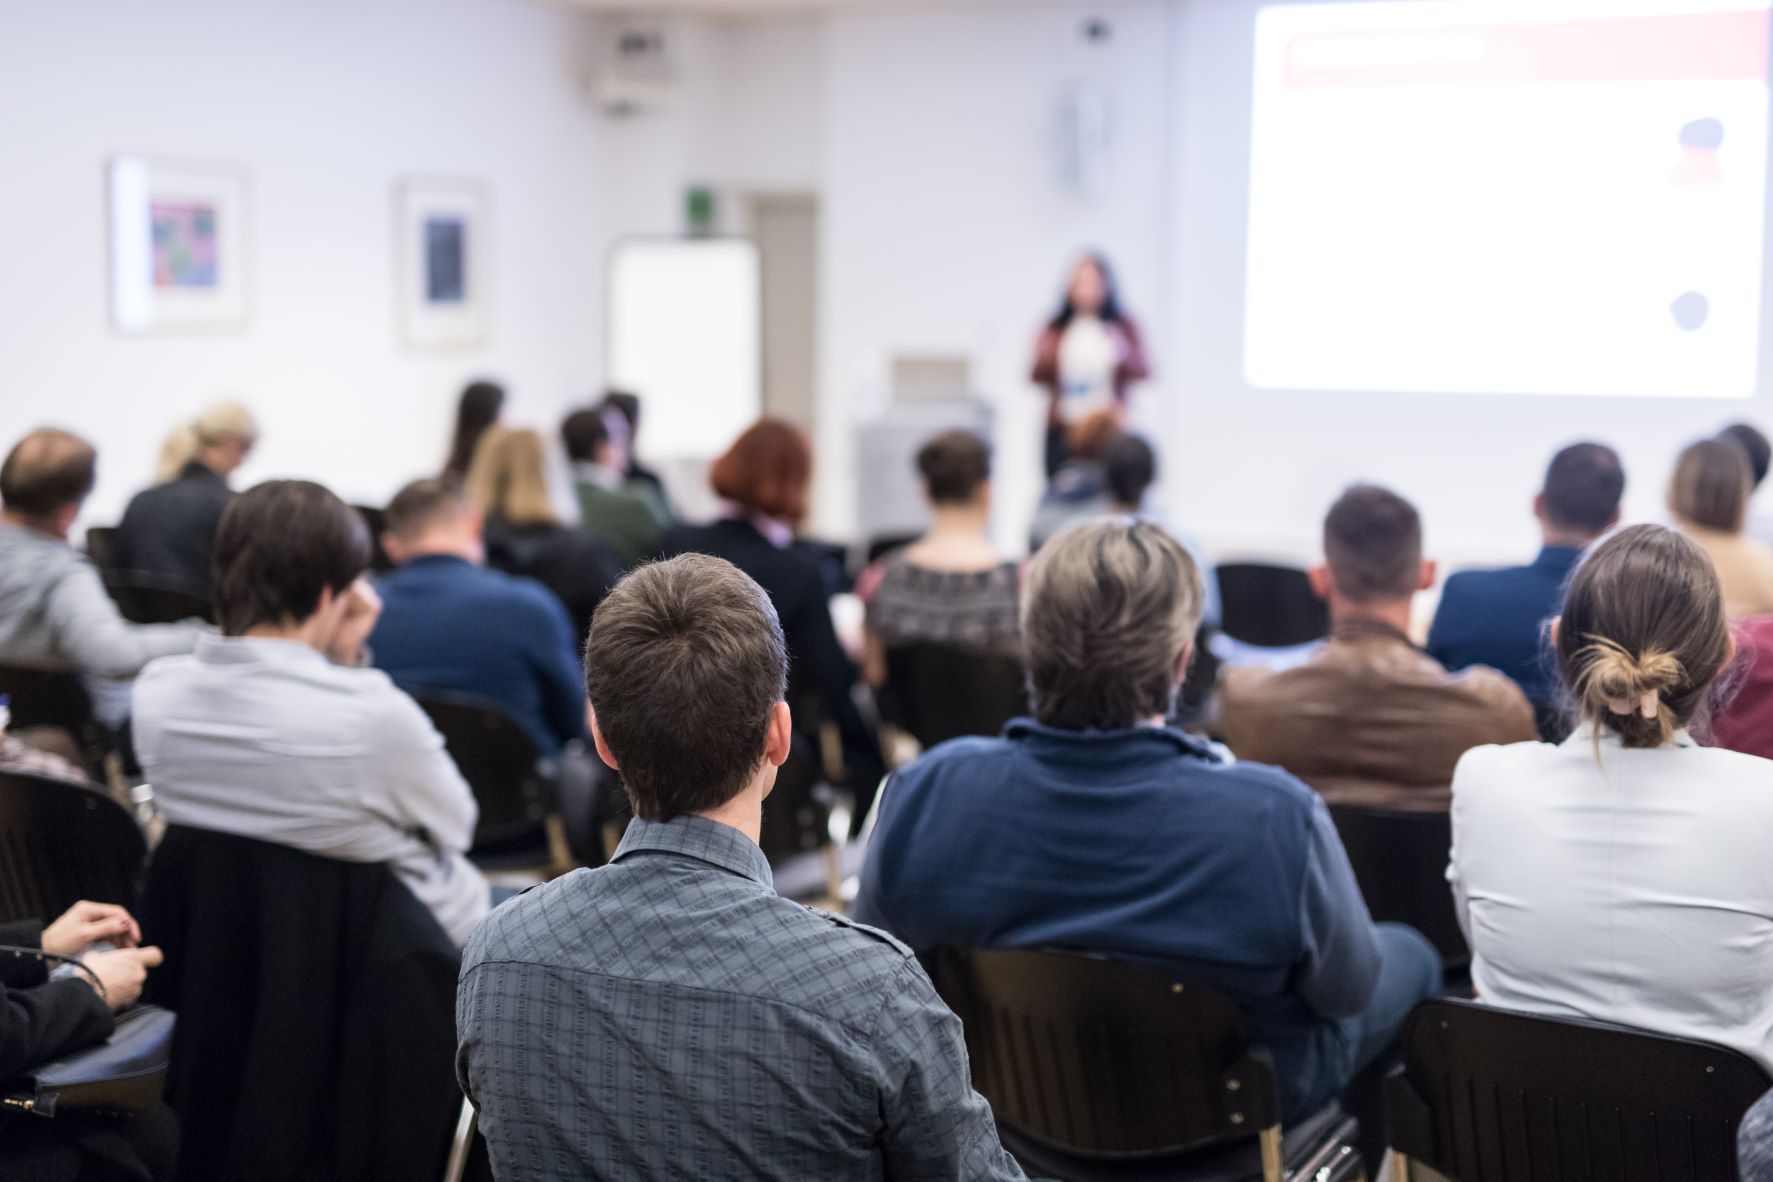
[{"xmin": 1448, "ymin": 523, "xmax": 1773, "ymax": 1069}]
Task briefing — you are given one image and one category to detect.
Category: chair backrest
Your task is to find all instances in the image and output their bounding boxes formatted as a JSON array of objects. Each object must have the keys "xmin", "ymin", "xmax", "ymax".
[
  {"xmin": 109, "ymin": 577, "xmax": 215, "ymax": 625},
  {"xmin": 883, "ymin": 643, "xmax": 1026, "ymax": 749},
  {"xmin": 0, "ymin": 663, "xmax": 97, "ymax": 739},
  {"xmin": 1215, "ymin": 562, "xmax": 1329, "ymax": 649},
  {"xmin": 1327, "ymin": 804, "xmax": 1468, "ymax": 968},
  {"xmin": 0, "ymin": 771, "xmax": 147, "ymax": 923},
  {"xmin": 414, "ymin": 692, "xmax": 548, "ymax": 851},
  {"xmin": 930, "ymin": 947, "xmax": 1280, "ymax": 1158},
  {"xmin": 864, "ymin": 531, "xmax": 919, "ymax": 567},
  {"xmin": 1386, "ymin": 999, "xmax": 1773, "ymax": 1182},
  {"xmin": 757, "ymin": 741, "xmax": 831, "ymax": 866},
  {"xmin": 83, "ymin": 525, "xmax": 118, "ymax": 571},
  {"xmin": 353, "ymin": 504, "xmax": 395, "ymax": 573}
]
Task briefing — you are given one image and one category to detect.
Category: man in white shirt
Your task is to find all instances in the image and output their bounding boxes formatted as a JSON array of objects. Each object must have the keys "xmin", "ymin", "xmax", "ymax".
[{"xmin": 133, "ymin": 480, "xmax": 488, "ymax": 946}]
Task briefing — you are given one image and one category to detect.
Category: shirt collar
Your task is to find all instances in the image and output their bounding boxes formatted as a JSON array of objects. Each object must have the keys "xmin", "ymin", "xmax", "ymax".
[
  {"xmin": 612, "ymin": 815, "xmax": 774, "ymax": 889},
  {"xmin": 1533, "ymin": 544, "xmax": 1583, "ymax": 573},
  {"xmin": 1003, "ymin": 716, "xmax": 1227, "ymax": 763},
  {"xmin": 1561, "ymin": 720, "xmax": 1697, "ymax": 750},
  {"xmin": 1328, "ymin": 616, "xmax": 1414, "ymax": 647},
  {"xmin": 720, "ymin": 506, "xmax": 793, "ymax": 549},
  {"xmin": 573, "ymin": 461, "xmax": 624, "ymax": 492},
  {"xmin": 195, "ymin": 633, "xmax": 330, "ymax": 668},
  {"xmin": 401, "ymin": 553, "xmax": 474, "ymax": 571},
  {"xmin": 179, "ymin": 460, "xmax": 227, "ymax": 487}
]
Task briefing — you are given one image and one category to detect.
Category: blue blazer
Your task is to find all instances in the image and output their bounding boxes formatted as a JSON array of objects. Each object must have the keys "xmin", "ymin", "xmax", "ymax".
[{"xmin": 1427, "ymin": 545, "xmax": 1581, "ymax": 705}]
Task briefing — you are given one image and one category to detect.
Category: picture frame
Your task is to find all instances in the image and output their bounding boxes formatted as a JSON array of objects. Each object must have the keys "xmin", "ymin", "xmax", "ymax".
[
  {"xmin": 396, "ymin": 179, "xmax": 489, "ymax": 348},
  {"xmin": 108, "ymin": 156, "xmax": 249, "ymax": 334}
]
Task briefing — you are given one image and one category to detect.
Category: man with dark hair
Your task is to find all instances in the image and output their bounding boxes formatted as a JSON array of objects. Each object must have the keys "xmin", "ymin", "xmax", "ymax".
[
  {"xmin": 560, "ymin": 406, "xmax": 661, "ymax": 567},
  {"xmin": 133, "ymin": 480, "xmax": 487, "ymax": 945},
  {"xmin": 1428, "ymin": 443, "xmax": 1626, "ymax": 707},
  {"xmin": 1221, "ymin": 485, "xmax": 1536, "ymax": 809},
  {"xmin": 0, "ymin": 428, "xmax": 200, "ymax": 689},
  {"xmin": 600, "ymin": 390, "xmax": 674, "ymax": 526},
  {"xmin": 369, "ymin": 478, "xmax": 587, "ymax": 759},
  {"xmin": 1721, "ymin": 422, "xmax": 1773, "ymax": 547},
  {"xmin": 458, "ymin": 554, "xmax": 1026, "ymax": 1181},
  {"xmin": 856, "ymin": 518, "xmax": 1439, "ymax": 1144}
]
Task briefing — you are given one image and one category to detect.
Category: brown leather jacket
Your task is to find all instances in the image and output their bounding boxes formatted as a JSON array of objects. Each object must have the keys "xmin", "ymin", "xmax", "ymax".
[{"xmin": 1216, "ymin": 619, "xmax": 1537, "ymax": 811}]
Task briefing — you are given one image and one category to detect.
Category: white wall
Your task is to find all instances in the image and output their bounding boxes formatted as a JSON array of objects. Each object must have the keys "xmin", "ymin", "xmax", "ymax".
[{"xmin": 0, "ymin": 0, "xmax": 605, "ymax": 525}]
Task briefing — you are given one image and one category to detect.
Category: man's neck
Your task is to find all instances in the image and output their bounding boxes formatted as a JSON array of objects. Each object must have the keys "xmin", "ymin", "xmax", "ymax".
[
  {"xmin": 0, "ymin": 509, "xmax": 65, "ymax": 541},
  {"xmin": 694, "ymin": 795, "xmax": 763, "ymax": 845},
  {"xmin": 1331, "ymin": 599, "xmax": 1413, "ymax": 636},
  {"xmin": 1540, "ymin": 527, "xmax": 1594, "ymax": 550}
]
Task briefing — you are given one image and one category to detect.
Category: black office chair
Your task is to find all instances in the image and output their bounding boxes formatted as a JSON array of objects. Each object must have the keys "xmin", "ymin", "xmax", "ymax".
[
  {"xmin": 863, "ymin": 531, "xmax": 920, "ymax": 567},
  {"xmin": 758, "ymin": 741, "xmax": 845, "ymax": 904},
  {"xmin": 0, "ymin": 662, "xmax": 107, "ymax": 773},
  {"xmin": 882, "ymin": 643, "xmax": 1025, "ymax": 749},
  {"xmin": 1215, "ymin": 563, "xmax": 1329, "ymax": 649},
  {"xmin": 107, "ymin": 576, "xmax": 215, "ymax": 625},
  {"xmin": 1386, "ymin": 998, "xmax": 1771, "ymax": 1181},
  {"xmin": 0, "ymin": 771, "xmax": 147, "ymax": 924},
  {"xmin": 353, "ymin": 504, "xmax": 395, "ymax": 573},
  {"xmin": 931, "ymin": 947, "xmax": 1364, "ymax": 1182},
  {"xmin": 415, "ymin": 692, "xmax": 572, "ymax": 875},
  {"xmin": 83, "ymin": 525, "xmax": 118, "ymax": 571},
  {"xmin": 1328, "ymin": 805, "xmax": 1467, "ymax": 970}
]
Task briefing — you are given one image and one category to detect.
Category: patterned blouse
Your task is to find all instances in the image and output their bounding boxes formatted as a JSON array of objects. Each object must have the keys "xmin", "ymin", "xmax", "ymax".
[{"xmin": 863, "ymin": 552, "xmax": 1022, "ymax": 656}]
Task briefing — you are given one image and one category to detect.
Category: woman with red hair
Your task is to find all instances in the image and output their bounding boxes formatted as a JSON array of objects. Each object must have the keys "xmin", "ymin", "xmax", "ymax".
[{"xmin": 661, "ymin": 420, "xmax": 885, "ymax": 820}]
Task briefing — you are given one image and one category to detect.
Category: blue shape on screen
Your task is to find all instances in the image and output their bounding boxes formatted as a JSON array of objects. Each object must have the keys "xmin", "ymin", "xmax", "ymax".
[
  {"xmin": 1671, "ymin": 291, "xmax": 1710, "ymax": 332},
  {"xmin": 1680, "ymin": 118, "xmax": 1725, "ymax": 151}
]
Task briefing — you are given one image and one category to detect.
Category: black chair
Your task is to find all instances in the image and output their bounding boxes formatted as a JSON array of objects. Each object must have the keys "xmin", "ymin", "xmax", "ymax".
[
  {"xmin": 758, "ymin": 741, "xmax": 844, "ymax": 904},
  {"xmin": 414, "ymin": 692, "xmax": 571, "ymax": 874},
  {"xmin": 0, "ymin": 771, "xmax": 146, "ymax": 924},
  {"xmin": 0, "ymin": 662, "xmax": 106, "ymax": 772},
  {"xmin": 882, "ymin": 643, "xmax": 1025, "ymax": 749},
  {"xmin": 107, "ymin": 576, "xmax": 215, "ymax": 625},
  {"xmin": 931, "ymin": 947, "xmax": 1364, "ymax": 1182},
  {"xmin": 1327, "ymin": 805, "xmax": 1467, "ymax": 970},
  {"xmin": 353, "ymin": 504, "xmax": 395, "ymax": 574},
  {"xmin": 1215, "ymin": 563, "xmax": 1329, "ymax": 649},
  {"xmin": 863, "ymin": 531, "xmax": 920, "ymax": 567},
  {"xmin": 83, "ymin": 525, "xmax": 118, "ymax": 571},
  {"xmin": 1385, "ymin": 999, "xmax": 1772, "ymax": 1181}
]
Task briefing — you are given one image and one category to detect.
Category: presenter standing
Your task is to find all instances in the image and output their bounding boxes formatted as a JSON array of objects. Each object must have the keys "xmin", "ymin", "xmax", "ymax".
[{"xmin": 1030, "ymin": 253, "xmax": 1149, "ymax": 477}]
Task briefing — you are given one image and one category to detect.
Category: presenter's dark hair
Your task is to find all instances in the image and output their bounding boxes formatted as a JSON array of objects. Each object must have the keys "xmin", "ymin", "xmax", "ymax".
[
  {"xmin": 585, "ymin": 555, "xmax": 788, "ymax": 821},
  {"xmin": 916, "ymin": 430, "xmax": 991, "ymax": 505},
  {"xmin": 1048, "ymin": 251, "xmax": 1124, "ymax": 328},
  {"xmin": 1541, "ymin": 442, "xmax": 1625, "ymax": 538},
  {"xmin": 1720, "ymin": 423, "xmax": 1771, "ymax": 490},
  {"xmin": 444, "ymin": 380, "xmax": 505, "ymax": 480},
  {"xmin": 214, "ymin": 480, "xmax": 371, "ymax": 635}
]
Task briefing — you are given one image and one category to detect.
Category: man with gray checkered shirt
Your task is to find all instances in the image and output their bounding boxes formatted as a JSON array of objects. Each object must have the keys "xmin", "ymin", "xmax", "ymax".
[{"xmin": 457, "ymin": 553, "xmax": 1025, "ymax": 1181}]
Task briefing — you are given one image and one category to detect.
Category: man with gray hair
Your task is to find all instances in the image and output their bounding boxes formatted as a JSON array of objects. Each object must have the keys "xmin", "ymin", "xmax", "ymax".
[{"xmin": 855, "ymin": 517, "xmax": 1439, "ymax": 1138}]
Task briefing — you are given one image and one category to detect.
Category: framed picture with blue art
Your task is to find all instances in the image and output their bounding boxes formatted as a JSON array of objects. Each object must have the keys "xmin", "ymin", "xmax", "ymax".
[
  {"xmin": 397, "ymin": 179, "xmax": 489, "ymax": 347},
  {"xmin": 108, "ymin": 157, "xmax": 249, "ymax": 334}
]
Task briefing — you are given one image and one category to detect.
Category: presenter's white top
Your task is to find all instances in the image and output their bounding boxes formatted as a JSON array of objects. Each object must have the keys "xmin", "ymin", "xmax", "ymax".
[
  {"xmin": 1449, "ymin": 726, "xmax": 1773, "ymax": 1071},
  {"xmin": 1057, "ymin": 316, "xmax": 1118, "ymax": 422}
]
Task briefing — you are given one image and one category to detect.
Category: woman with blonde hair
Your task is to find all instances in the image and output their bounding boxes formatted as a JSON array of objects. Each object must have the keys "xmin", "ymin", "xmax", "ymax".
[
  {"xmin": 464, "ymin": 426, "xmax": 621, "ymax": 641},
  {"xmin": 1669, "ymin": 436, "xmax": 1773, "ymax": 619},
  {"xmin": 1449, "ymin": 524, "xmax": 1773, "ymax": 1070},
  {"xmin": 109, "ymin": 401, "xmax": 260, "ymax": 596}
]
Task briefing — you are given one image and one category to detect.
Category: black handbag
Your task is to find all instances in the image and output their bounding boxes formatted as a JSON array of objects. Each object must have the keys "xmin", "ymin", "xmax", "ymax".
[{"xmin": 0, "ymin": 944, "xmax": 176, "ymax": 1118}]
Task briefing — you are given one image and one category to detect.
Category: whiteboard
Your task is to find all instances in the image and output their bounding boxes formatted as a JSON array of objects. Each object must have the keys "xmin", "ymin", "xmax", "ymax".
[{"xmin": 607, "ymin": 238, "xmax": 762, "ymax": 458}]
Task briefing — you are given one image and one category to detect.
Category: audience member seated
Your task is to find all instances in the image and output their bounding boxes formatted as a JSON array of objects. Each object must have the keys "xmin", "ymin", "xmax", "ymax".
[
  {"xmin": 458, "ymin": 555, "xmax": 1026, "ymax": 1180},
  {"xmin": 601, "ymin": 389, "xmax": 674, "ymax": 527},
  {"xmin": 858, "ymin": 429, "xmax": 1021, "ymax": 684},
  {"xmin": 661, "ymin": 418, "xmax": 885, "ymax": 813},
  {"xmin": 1428, "ymin": 443, "xmax": 1623, "ymax": 708},
  {"xmin": 1450, "ymin": 524, "xmax": 1773, "ymax": 1071},
  {"xmin": 1743, "ymin": 1089, "xmax": 1773, "ymax": 1182},
  {"xmin": 854, "ymin": 518, "xmax": 1441, "ymax": 1126},
  {"xmin": 107, "ymin": 401, "xmax": 258, "ymax": 598},
  {"xmin": 1670, "ymin": 437, "xmax": 1773, "ymax": 620},
  {"xmin": 1722, "ymin": 421, "xmax": 1773, "ymax": 547},
  {"xmin": 1710, "ymin": 614, "xmax": 1773, "ymax": 760},
  {"xmin": 560, "ymin": 406, "xmax": 661, "ymax": 567},
  {"xmin": 441, "ymin": 379, "xmax": 504, "ymax": 483},
  {"xmin": 465, "ymin": 426, "xmax": 623, "ymax": 642},
  {"xmin": 369, "ymin": 479, "xmax": 588, "ymax": 760},
  {"xmin": 1100, "ymin": 431, "xmax": 1222, "ymax": 633},
  {"xmin": 1219, "ymin": 485, "xmax": 1536, "ymax": 810},
  {"xmin": 0, "ymin": 901, "xmax": 171, "ymax": 1181},
  {"xmin": 132, "ymin": 480, "xmax": 489, "ymax": 946},
  {"xmin": 1027, "ymin": 410, "xmax": 1123, "ymax": 549},
  {"xmin": 0, "ymin": 430, "xmax": 201, "ymax": 695}
]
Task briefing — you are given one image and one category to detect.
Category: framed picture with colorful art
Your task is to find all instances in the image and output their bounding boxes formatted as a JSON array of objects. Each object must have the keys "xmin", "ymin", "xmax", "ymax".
[
  {"xmin": 396, "ymin": 179, "xmax": 489, "ymax": 348},
  {"xmin": 108, "ymin": 156, "xmax": 249, "ymax": 334}
]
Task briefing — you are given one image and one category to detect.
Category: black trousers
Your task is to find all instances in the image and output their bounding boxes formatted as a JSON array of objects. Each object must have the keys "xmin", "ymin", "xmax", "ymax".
[
  {"xmin": 0, "ymin": 1104, "xmax": 177, "ymax": 1182},
  {"xmin": 1044, "ymin": 422, "xmax": 1068, "ymax": 479}
]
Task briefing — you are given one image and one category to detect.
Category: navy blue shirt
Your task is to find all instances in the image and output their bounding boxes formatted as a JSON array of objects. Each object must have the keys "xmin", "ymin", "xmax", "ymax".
[
  {"xmin": 1427, "ymin": 545, "xmax": 1581, "ymax": 705},
  {"xmin": 853, "ymin": 719, "xmax": 1383, "ymax": 1121},
  {"xmin": 369, "ymin": 555, "xmax": 585, "ymax": 757}
]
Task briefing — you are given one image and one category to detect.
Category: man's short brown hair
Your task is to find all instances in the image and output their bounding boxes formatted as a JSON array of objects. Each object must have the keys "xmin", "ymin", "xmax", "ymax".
[
  {"xmin": 1323, "ymin": 484, "xmax": 1422, "ymax": 604},
  {"xmin": 1023, "ymin": 518, "xmax": 1202, "ymax": 730},
  {"xmin": 384, "ymin": 478, "xmax": 469, "ymax": 542},
  {"xmin": 585, "ymin": 555, "xmax": 788, "ymax": 820},
  {"xmin": 0, "ymin": 429, "xmax": 97, "ymax": 519},
  {"xmin": 916, "ymin": 430, "xmax": 991, "ymax": 506}
]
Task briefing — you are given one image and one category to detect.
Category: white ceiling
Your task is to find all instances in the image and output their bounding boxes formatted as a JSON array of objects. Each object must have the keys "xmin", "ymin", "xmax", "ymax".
[{"xmin": 546, "ymin": 0, "xmax": 1054, "ymax": 14}]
